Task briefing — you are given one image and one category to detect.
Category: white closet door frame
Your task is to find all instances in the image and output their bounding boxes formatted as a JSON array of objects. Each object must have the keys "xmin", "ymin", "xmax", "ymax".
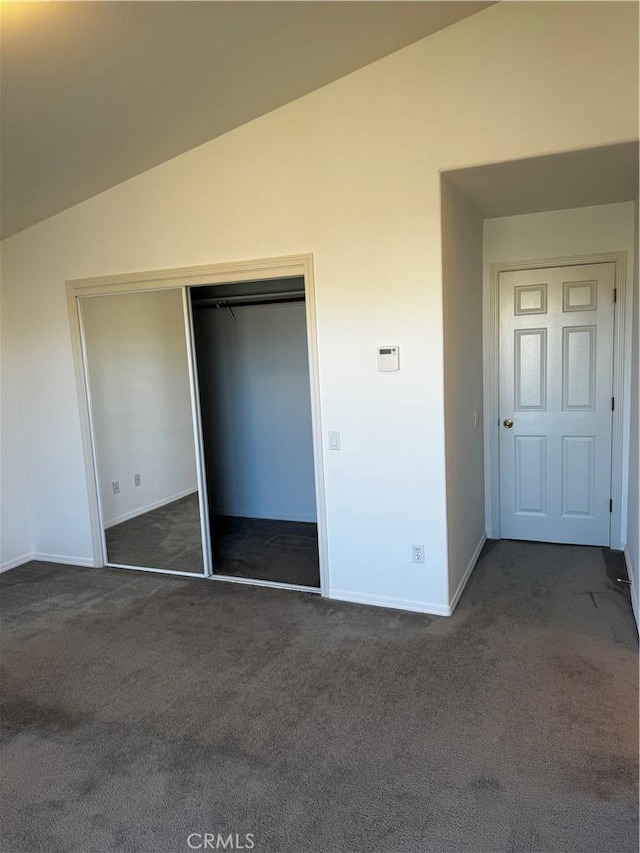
[
  {"xmin": 485, "ymin": 250, "xmax": 629, "ymax": 549},
  {"xmin": 66, "ymin": 254, "xmax": 329, "ymax": 594},
  {"xmin": 182, "ymin": 288, "xmax": 214, "ymax": 577},
  {"xmin": 76, "ymin": 297, "xmax": 111, "ymax": 572}
]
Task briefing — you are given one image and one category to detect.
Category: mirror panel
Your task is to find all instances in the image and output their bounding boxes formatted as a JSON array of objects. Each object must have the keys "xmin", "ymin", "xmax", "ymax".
[{"xmin": 80, "ymin": 289, "xmax": 206, "ymax": 574}]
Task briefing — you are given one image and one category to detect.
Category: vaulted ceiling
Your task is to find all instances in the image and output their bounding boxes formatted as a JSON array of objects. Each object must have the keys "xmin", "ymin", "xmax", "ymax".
[{"xmin": 0, "ymin": 1, "xmax": 494, "ymax": 239}]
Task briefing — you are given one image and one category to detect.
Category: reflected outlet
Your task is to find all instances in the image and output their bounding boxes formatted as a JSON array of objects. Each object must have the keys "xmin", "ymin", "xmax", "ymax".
[{"xmin": 412, "ymin": 544, "xmax": 425, "ymax": 564}]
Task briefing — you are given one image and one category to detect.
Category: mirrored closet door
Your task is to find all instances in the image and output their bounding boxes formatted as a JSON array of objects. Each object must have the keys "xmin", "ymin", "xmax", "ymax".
[{"xmin": 80, "ymin": 289, "xmax": 210, "ymax": 575}]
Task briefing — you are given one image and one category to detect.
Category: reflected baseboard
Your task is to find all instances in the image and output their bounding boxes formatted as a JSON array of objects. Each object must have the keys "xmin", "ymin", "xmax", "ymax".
[{"xmin": 103, "ymin": 488, "xmax": 198, "ymax": 529}]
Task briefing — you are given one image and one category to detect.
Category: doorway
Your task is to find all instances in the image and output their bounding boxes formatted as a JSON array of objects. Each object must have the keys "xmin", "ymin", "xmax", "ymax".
[
  {"xmin": 189, "ymin": 277, "xmax": 320, "ymax": 588},
  {"xmin": 440, "ymin": 151, "xmax": 636, "ymax": 607}
]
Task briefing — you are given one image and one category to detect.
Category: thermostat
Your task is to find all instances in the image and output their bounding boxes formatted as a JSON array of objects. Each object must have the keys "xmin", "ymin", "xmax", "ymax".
[{"xmin": 377, "ymin": 345, "xmax": 399, "ymax": 371}]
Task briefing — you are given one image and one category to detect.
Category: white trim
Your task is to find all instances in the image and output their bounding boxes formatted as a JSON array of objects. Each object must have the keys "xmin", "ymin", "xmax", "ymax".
[
  {"xmin": 301, "ymin": 257, "xmax": 331, "ymax": 597},
  {"xmin": 207, "ymin": 573, "xmax": 320, "ymax": 594},
  {"xmin": 66, "ymin": 255, "xmax": 314, "ymax": 297},
  {"xmin": 609, "ymin": 253, "xmax": 629, "ymax": 550},
  {"xmin": 210, "ymin": 508, "xmax": 317, "ymax": 524},
  {"xmin": 68, "ymin": 290, "xmax": 105, "ymax": 568},
  {"xmin": 624, "ymin": 546, "xmax": 639, "ymax": 632},
  {"xmin": 31, "ymin": 553, "xmax": 96, "ymax": 568},
  {"xmin": 448, "ymin": 534, "xmax": 486, "ymax": 613},
  {"xmin": 0, "ymin": 554, "xmax": 33, "ymax": 573},
  {"xmin": 103, "ymin": 488, "xmax": 198, "ymax": 529},
  {"xmin": 0, "ymin": 554, "xmax": 318, "ymax": 593},
  {"xmin": 106, "ymin": 562, "xmax": 320, "ymax": 592},
  {"xmin": 329, "ymin": 588, "xmax": 451, "ymax": 617},
  {"xmin": 66, "ymin": 253, "xmax": 330, "ymax": 595},
  {"xmin": 182, "ymin": 287, "xmax": 215, "ymax": 578},
  {"xmin": 486, "ymin": 252, "xmax": 628, "ymax": 548},
  {"xmin": 106, "ymin": 562, "xmax": 206, "ymax": 578},
  {"xmin": 1, "ymin": 551, "xmax": 320, "ymax": 593}
]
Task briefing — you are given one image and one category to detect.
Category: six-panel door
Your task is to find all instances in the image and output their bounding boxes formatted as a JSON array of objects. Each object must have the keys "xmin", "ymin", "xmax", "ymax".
[{"xmin": 498, "ymin": 263, "xmax": 615, "ymax": 546}]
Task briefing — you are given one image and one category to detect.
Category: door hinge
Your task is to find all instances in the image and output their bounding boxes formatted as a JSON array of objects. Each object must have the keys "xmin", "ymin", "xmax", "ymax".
[
  {"xmin": 612, "ymin": 397, "xmax": 615, "ymax": 411},
  {"xmin": 613, "ymin": 288, "xmax": 617, "ymax": 303},
  {"xmin": 609, "ymin": 499, "xmax": 613, "ymax": 513}
]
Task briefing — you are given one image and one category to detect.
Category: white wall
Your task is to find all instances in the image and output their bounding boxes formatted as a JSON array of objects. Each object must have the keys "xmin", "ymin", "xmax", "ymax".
[
  {"xmin": 483, "ymin": 202, "xmax": 637, "ymax": 546},
  {"xmin": 193, "ymin": 301, "xmax": 316, "ymax": 523},
  {"xmin": 1, "ymin": 2, "xmax": 637, "ymax": 610},
  {"xmin": 441, "ymin": 178, "xmax": 485, "ymax": 606},
  {"xmin": 0, "ymin": 255, "xmax": 32, "ymax": 569},
  {"xmin": 81, "ymin": 290, "xmax": 198, "ymax": 527},
  {"xmin": 627, "ymin": 201, "xmax": 639, "ymax": 627}
]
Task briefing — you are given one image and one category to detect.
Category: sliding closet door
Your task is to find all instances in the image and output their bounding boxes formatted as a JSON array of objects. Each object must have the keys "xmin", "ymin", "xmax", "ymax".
[{"xmin": 80, "ymin": 289, "xmax": 210, "ymax": 576}]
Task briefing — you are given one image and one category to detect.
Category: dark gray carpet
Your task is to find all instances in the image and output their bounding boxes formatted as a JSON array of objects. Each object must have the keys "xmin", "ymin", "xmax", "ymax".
[
  {"xmin": 105, "ymin": 493, "xmax": 205, "ymax": 574},
  {"xmin": 1, "ymin": 541, "xmax": 637, "ymax": 853},
  {"xmin": 210, "ymin": 516, "xmax": 320, "ymax": 587}
]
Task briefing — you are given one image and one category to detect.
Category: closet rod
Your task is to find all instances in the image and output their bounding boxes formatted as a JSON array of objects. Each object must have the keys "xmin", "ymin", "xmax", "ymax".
[{"xmin": 192, "ymin": 292, "xmax": 305, "ymax": 310}]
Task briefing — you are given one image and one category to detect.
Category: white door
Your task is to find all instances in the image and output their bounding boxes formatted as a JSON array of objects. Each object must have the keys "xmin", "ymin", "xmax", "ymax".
[{"xmin": 499, "ymin": 262, "xmax": 615, "ymax": 546}]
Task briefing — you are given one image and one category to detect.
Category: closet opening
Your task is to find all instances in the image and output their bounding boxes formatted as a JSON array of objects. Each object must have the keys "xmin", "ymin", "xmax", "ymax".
[{"xmin": 190, "ymin": 276, "xmax": 321, "ymax": 589}]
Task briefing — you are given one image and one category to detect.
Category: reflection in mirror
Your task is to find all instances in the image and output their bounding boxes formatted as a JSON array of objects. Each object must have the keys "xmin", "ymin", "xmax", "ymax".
[{"xmin": 80, "ymin": 289, "xmax": 206, "ymax": 574}]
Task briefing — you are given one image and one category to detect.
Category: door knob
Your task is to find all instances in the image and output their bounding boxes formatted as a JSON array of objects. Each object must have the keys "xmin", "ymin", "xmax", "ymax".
[{"xmin": 503, "ymin": 419, "xmax": 514, "ymax": 428}]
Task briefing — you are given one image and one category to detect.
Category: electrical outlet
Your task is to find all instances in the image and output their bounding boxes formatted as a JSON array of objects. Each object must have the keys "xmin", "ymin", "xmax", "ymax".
[
  {"xmin": 112, "ymin": 481, "xmax": 120, "ymax": 495},
  {"xmin": 134, "ymin": 474, "xmax": 141, "ymax": 487},
  {"xmin": 412, "ymin": 544, "xmax": 425, "ymax": 564}
]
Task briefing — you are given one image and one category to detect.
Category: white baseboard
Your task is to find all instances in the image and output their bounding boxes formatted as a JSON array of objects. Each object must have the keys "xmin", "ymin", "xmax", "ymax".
[
  {"xmin": 624, "ymin": 546, "xmax": 639, "ymax": 632},
  {"xmin": 0, "ymin": 553, "xmax": 33, "ymax": 573},
  {"xmin": 329, "ymin": 588, "xmax": 451, "ymax": 617},
  {"xmin": 212, "ymin": 508, "xmax": 317, "ymax": 524},
  {"xmin": 448, "ymin": 533, "xmax": 487, "ymax": 615},
  {"xmin": 104, "ymin": 488, "xmax": 198, "ymax": 529},
  {"xmin": 31, "ymin": 553, "xmax": 96, "ymax": 568}
]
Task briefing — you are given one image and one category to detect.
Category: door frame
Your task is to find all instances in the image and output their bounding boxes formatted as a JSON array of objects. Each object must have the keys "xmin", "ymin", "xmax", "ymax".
[
  {"xmin": 485, "ymin": 250, "xmax": 628, "ymax": 548},
  {"xmin": 66, "ymin": 253, "xmax": 330, "ymax": 596}
]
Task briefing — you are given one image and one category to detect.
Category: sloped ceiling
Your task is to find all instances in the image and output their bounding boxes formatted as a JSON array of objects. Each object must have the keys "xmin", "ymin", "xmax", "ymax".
[{"xmin": 0, "ymin": 1, "xmax": 494, "ymax": 239}]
